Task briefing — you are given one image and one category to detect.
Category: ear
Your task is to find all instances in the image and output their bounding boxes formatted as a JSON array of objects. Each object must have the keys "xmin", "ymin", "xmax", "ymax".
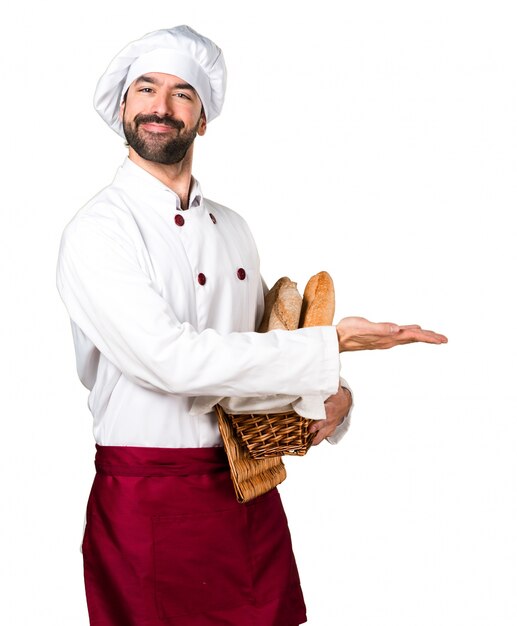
[
  {"xmin": 119, "ymin": 100, "xmax": 125, "ymax": 123},
  {"xmin": 197, "ymin": 110, "xmax": 207, "ymax": 136}
]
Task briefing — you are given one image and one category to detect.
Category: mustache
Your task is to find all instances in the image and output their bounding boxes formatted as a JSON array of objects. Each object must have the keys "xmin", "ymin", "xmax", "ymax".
[{"xmin": 134, "ymin": 114, "xmax": 185, "ymax": 130}]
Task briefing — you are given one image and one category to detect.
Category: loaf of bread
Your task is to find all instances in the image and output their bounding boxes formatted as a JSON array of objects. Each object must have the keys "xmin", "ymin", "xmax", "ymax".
[
  {"xmin": 258, "ymin": 277, "xmax": 303, "ymax": 332},
  {"xmin": 300, "ymin": 271, "xmax": 335, "ymax": 327}
]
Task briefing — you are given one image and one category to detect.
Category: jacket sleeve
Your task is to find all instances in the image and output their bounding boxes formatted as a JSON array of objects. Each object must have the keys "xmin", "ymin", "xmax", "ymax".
[{"xmin": 56, "ymin": 213, "xmax": 340, "ymax": 399}]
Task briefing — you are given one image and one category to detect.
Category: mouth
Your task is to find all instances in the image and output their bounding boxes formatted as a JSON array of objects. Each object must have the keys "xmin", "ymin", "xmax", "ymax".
[{"xmin": 139, "ymin": 122, "xmax": 177, "ymax": 134}]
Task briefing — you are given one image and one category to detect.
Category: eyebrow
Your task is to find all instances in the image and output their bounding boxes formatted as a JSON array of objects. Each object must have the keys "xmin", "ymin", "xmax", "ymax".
[{"xmin": 134, "ymin": 75, "xmax": 195, "ymax": 91}]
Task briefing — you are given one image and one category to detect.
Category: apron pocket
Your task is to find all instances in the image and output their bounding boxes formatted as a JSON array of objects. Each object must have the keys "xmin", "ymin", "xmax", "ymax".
[{"xmin": 152, "ymin": 507, "xmax": 253, "ymax": 619}]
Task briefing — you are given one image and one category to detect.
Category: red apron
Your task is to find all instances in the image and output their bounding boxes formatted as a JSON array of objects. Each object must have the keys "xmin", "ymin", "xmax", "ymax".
[{"xmin": 82, "ymin": 445, "xmax": 307, "ymax": 626}]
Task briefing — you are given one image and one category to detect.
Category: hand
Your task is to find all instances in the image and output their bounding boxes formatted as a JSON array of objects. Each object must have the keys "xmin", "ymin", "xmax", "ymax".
[
  {"xmin": 336, "ymin": 316, "xmax": 448, "ymax": 352},
  {"xmin": 310, "ymin": 387, "xmax": 352, "ymax": 445}
]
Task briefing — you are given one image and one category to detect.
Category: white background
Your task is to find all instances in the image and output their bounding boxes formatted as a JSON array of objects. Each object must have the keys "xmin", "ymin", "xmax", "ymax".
[{"xmin": 1, "ymin": 1, "xmax": 516, "ymax": 624}]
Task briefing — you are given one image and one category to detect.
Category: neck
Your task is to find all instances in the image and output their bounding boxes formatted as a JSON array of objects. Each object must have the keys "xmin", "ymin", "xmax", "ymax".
[{"xmin": 128, "ymin": 146, "xmax": 195, "ymax": 210}]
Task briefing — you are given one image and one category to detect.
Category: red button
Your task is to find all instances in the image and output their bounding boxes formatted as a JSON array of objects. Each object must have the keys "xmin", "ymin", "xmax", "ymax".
[
  {"xmin": 237, "ymin": 268, "xmax": 246, "ymax": 280},
  {"xmin": 198, "ymin": 273, "xmax": 206, "ymax": 285},
  {"xmin": 175, "ymin": 214, "xmax": 185, "ymax": 227},
  {"xmin": 209, "ymin": 213, "xmax": 217, "ymax": 224}
]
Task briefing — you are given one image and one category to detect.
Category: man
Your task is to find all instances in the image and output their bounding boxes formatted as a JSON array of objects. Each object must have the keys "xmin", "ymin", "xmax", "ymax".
[{"xmin": 57, "ymin": 26, "xmax": 446, "ymax": 626}]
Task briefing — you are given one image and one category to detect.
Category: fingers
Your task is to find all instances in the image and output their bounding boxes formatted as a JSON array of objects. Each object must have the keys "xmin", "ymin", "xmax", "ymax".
[
  {"xmin": 309, "ymin": 420, "xmax": 328, "ymax": 446},
  {"xmin": 395, "ymin": 328, "xmax": 448, "ymax": 344},
  {"xmin": 384, "ymin": 324, "xmax": 447, "ymax": 342},
  {"xmin": 310, "ymin": 412, "xmax": 347, "ymax": 445},
  {"xmin": 309, "ymin": 420, "xmax": 322, "ymax": 435},
  {"xmin": 371, "ymin": 321, "xmax": 447, "ymax": 344},
  {"xmin": 312, "ymin": 432, "xmax": 326, "ymax": 446}
]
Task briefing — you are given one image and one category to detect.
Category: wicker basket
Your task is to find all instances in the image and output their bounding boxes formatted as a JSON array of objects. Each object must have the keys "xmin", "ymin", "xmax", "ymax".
[
  {"xmin": 229, "ymin": 410, "xmax": 316, "ymax": 458},
  {"xmin": 216, "ymin": 272, "xmax": 333, "ymax": 498},
  {"xmin": 215, "ymin": 406, "xmax": 287, "ymax": 502}
]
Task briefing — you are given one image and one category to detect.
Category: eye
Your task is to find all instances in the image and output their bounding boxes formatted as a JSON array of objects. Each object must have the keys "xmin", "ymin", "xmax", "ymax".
[
  {"xmin": 138, "ymin": 87, "xmax": 154, "ymax": 93},
  {"xmin": 174, "ymin": 92, "xmax": 191, "ymax": 100}
]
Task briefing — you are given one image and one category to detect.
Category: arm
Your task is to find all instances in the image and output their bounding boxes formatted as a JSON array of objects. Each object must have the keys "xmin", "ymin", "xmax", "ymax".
[{"xmin": 56, "ymin": 215, "xmax": 340, "ymax": 399}]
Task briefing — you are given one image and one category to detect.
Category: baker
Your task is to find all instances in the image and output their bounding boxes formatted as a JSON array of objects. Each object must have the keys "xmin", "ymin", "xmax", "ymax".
[{"xmin": 56, "ymin": 25, "xmax": 447, "ymax": 626}]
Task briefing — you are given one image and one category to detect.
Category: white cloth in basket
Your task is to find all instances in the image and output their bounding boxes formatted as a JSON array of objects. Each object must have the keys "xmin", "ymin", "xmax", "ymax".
[{"xmin": 190, "ymin": 377, "xmax": 353, "ymax": 443}]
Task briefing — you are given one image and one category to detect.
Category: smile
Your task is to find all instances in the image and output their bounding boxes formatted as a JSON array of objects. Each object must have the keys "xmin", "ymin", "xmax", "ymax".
[{"xmin": 140, "ymin": 123, "xmax": 177, "ymax": 133}]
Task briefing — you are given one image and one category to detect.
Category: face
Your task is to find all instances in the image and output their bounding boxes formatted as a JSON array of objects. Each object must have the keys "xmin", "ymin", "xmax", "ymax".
[{"xmin": 120, "ymin": 72, "xmax": 207, "ymax": 165}]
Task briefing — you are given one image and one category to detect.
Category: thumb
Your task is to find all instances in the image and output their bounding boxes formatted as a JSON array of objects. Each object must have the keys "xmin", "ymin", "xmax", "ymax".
[{"xmin": 378, "ymin": 322, "xmax": 400, "ymax": 335}]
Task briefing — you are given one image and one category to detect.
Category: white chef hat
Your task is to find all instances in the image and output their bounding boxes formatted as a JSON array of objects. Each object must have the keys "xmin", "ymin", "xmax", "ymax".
[{"xmin": 94, "ymin": 25, "xmax": 227, "ymax": 137}]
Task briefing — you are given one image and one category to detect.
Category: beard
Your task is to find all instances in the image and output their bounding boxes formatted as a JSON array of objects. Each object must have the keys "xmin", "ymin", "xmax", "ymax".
[{"xmin": 123, "ymin": 112, "xmax": 201, "ymax": 165}]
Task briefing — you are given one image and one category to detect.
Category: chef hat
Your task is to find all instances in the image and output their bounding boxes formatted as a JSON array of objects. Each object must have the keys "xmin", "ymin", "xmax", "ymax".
[{"xmin": 94, "ymin": 25, "xmax": 227, "ymax": 137}]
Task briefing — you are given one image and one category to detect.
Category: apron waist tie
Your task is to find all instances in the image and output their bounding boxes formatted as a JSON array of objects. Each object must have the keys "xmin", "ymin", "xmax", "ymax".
[{"xmin": 94, "ymin": 444, "xmax": 229, "ymax": 477}]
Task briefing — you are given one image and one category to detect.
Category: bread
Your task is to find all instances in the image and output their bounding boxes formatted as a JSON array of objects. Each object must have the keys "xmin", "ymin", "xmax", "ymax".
[
  {"xmin": 300, "ymin": 271, "xmax": 335, "ymax": 327},
  {"xmin": 258, "ymin": 277, "xmax": 302, "ymax": 332}
]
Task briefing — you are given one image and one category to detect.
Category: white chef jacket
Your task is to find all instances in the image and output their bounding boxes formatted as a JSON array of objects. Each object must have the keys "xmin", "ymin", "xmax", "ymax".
[{"xmin": 57, "ymin": 158, "xmax": 351, "ymax": 448}]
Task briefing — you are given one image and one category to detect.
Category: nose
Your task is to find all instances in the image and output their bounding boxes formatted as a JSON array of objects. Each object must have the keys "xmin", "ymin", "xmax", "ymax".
[{"xmin": 150, "ymin": 90, "xmax": 174, "ymax": 117}]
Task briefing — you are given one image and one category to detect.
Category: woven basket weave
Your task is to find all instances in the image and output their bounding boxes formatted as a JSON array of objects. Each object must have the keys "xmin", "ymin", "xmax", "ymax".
[
  {"xmin": 230, "ymin": 410, "xmax": 316, "ymax": 458},
  {"xmin": 215, "ymin": 405, "xmax": 287, "ymax": 502}
]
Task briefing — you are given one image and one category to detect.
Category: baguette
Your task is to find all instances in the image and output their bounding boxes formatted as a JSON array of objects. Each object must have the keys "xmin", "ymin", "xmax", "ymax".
[
  {"xmin": 258, "ymin": 277, "xmax": 302, "ymax": 332},
  {"xmin": 300, "ymin": 271, "xmax": 335, "ymax": 327}
]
